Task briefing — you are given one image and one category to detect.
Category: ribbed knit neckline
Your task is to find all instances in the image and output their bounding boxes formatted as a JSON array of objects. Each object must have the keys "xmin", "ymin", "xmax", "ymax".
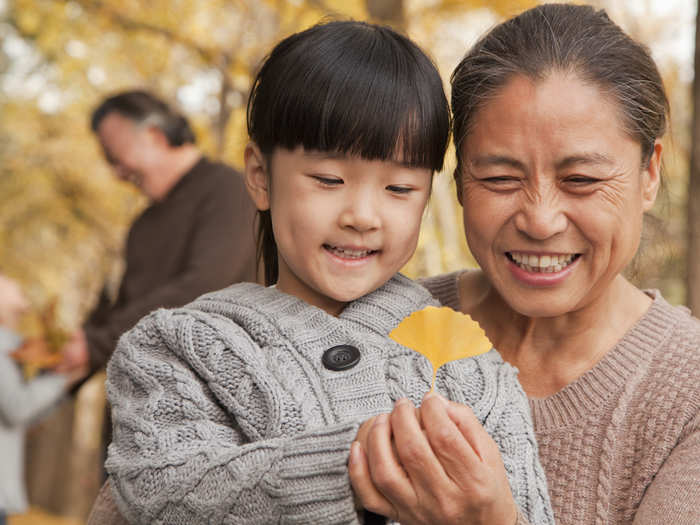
[
  {"xmin": 195, "ymin": 273, "xmax": 433, "ymax": 338},
  {"xmin": 423, "ymin": 270, "xmax": 686, "ymax": 430},
  {"xmin": 528, "ymin": 291, "xmax": 681, "ymax": 429},
  {"xmin": 342, "ymin": 273, "xmax": 435, "ymax": 334}
]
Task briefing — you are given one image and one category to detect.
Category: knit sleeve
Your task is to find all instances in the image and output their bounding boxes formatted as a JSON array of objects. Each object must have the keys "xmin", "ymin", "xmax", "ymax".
[
  {"xmin": 441, "ymin": 351, "xmax": 555, "ymax": 525},
  {"xmin": 105, "ymin": 310, "xmax": 362, "ymax": 525},
  {"xmin": 632, "ymin": 411, "xmax": 700, "ymax": 524},
  {"xmin": 0, "ymin": 345, "xmax": 67, "ymax": 427}
]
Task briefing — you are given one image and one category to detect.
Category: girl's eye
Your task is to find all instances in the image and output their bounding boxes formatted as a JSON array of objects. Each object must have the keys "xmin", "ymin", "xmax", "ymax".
[
  {"xmin": 386, "ymin": 185, "xmax": 413, "ymax": 194},
  {"xmin": 311, "ymin": 175, "xmax": 343, "ymax": 186}
]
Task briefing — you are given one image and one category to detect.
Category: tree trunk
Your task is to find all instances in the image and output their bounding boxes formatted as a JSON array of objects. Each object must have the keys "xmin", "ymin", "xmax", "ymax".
[
  {"xmin": 366, "ymin": 0, "xmax": 405, "ymax": 31},
  {"xmin": 215, "ymin": 54, "xmax": 233, "ymax": 159},
  {"xmin": 25, "ymin": 374, "xmax": 106, "ymax": 520},
  {"xmin": 687, "ymin": 1, "xmax": 700, "ymax": 313}
]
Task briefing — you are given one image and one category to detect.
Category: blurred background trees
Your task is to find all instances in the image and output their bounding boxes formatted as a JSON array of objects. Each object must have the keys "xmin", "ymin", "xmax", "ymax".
[{"xmin": 0, "ymin": 0, "xmax": 697, "ymax": 522}]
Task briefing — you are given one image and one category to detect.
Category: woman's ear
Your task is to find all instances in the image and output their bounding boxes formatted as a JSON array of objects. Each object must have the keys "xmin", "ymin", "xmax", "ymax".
[
  {"xmin": 641, "ymin": 139, "xmax": 662, "ymax": 212},
  {"xmin": 244, "ymin": 142, "xmax": 271, "ymax": 211}
]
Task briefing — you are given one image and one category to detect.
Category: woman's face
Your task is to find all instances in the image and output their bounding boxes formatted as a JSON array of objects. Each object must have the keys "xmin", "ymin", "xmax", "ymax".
[{"xmin": 458, "ymin": 72, "xmax": 661, "ymax": 318}]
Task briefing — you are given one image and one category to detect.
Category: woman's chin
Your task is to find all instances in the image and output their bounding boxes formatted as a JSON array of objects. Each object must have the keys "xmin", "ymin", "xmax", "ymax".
[{"xmin": 492, "ymin": 281, "xmax": 584, "ymax": 319}]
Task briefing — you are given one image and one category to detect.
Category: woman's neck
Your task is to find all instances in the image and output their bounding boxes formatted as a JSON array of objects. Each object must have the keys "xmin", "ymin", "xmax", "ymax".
[{"xmin": 459, "ymin": 272, "xmax": 652, "ymax": 398}]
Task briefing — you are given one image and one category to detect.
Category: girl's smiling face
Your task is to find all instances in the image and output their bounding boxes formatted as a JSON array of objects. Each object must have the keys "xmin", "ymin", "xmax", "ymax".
[
  {"xmin": 245, "ymin": 145, "xmax": 431, "ymax": 316},
  {"xmin": 0, "ymin": 275, "xmax": 29, "ymax": 329},
  {"xmin": 458, "ymin": 72, "xmax": 661, "ymax": 318}
]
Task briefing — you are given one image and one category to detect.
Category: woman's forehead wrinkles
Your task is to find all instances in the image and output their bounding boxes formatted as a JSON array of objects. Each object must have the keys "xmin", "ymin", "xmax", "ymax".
[{"xmin": 555, "ymin": 152, "xmax": 615, "ymax": 170}]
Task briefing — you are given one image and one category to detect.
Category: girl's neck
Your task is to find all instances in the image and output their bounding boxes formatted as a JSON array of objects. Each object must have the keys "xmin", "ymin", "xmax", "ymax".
[
  {"xmin": 274, "ymin": 279, "xmax": 348, "ymax": 317},
  {"xmin": 460, "ymin": 272, "xmax": 652, "ymax": 398}
]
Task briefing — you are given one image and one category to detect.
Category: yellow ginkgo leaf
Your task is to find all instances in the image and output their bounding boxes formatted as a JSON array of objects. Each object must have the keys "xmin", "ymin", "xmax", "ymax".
[
  {"xmin": 389, "ymin": 306, "xmax": 492, "ymax": 392},
  {"xmin": 11, "ymin": 338, "xmax": 62, "ymax": 379}
]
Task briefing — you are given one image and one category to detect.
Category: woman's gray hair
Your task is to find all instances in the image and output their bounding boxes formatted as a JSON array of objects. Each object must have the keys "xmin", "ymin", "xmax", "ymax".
[{"xmin": 451, "ymin": 3, "xmax": 669, "ymax": 175}]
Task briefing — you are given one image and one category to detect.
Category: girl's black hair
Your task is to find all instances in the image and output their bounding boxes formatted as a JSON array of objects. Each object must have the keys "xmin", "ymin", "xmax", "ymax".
[{"xmin": 247, "ymin": 20, "xmax": 450, "ymax": 285}]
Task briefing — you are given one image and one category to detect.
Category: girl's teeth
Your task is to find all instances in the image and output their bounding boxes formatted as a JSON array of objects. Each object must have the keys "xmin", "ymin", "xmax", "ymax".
[
  {"xmin": 509, "ymin": 252, "xmax": 577, "ymax": 273},
  {"xmin": 328, "ymin": 246, "xmax": 372, "ymax": 258}
]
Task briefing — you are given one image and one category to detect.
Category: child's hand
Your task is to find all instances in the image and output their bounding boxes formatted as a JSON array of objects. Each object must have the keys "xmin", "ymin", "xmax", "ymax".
[{"xmin": 349, "ymin": 393, "xmax": 518, "ymax": 525}]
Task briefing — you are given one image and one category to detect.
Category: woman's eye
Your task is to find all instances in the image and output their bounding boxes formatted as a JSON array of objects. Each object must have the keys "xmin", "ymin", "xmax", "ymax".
[
  {"xmin": 479, "ymin": 176, "xmax": 521, "ymax": 189},
  {"xmin": 311, "ymin": 175, "xmax": 343, "ymax": 186},
  {"xmin": 386, "ymin": 185, "xmax": 413, "ymax": 194},
  {"xmin": 483, "ymin": 176, "xmax": 518, "ymax": 183},
  {"xmin": 565, "ymin": 175, "xmax": 600, "ymax": 184}
]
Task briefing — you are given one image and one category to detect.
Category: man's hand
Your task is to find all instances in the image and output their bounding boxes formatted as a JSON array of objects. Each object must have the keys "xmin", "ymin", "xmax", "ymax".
[{"xmin": 55, "ymin": 329, "xmax": 89, "ymax": 374}]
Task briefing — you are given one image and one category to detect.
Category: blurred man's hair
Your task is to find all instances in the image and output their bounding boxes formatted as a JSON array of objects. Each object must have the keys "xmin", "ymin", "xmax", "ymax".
[{"xmin": 91, "ymin": 90, "xmax": 196, "ymax": 147}]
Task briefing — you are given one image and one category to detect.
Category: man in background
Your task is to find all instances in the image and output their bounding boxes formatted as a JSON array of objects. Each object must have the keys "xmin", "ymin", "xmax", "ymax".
[{"xmin": 59, "ymin": 89, "xmax": 257, "ymax": 378}]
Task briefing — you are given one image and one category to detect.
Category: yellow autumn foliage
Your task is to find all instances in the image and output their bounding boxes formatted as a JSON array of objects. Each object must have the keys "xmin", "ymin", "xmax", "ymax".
[{"xmin": 0, "ymin": 0, "xmax": 690, "ymax": 346}]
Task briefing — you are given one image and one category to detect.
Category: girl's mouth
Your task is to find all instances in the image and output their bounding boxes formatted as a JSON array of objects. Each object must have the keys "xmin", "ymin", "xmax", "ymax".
[
  {"xmin": 323, "ymin": 244, "xmax": 379, "ymax": 259},
  {"xmin": 506, "ymin": 252, "xmax": 581, "ymax": 273}
]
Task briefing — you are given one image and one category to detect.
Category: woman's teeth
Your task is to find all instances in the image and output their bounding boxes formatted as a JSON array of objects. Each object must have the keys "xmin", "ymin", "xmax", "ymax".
[
  {"xmin": 508, "ymin": 252, "xmax": 579, "ymax": 273},
  {"xmin": 325, "ymin": 245, "xmax": 376, "ymax": 259}
]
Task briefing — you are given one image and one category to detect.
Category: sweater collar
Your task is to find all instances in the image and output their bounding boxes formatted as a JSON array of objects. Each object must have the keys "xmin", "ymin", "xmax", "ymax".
[
  {"xmin": 528, "ymin": 290, "xmax": 685, "ymax": 429},
  {"xmin": 339, "ymin": 273, "xmax": 436, "ymax": 335},
  {"xmin": 194, "ymin": 273, "xmax": 435, "ymax": 338}
]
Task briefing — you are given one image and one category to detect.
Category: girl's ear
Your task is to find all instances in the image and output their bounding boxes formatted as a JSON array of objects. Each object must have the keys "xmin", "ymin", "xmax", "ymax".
[
  {"xmin": 642, "ymin": 139, "xmax": 662, "ymax": 212},
  {"xmin": 244, "ymin": 142, "xmax": 271, "ymax": 211}
]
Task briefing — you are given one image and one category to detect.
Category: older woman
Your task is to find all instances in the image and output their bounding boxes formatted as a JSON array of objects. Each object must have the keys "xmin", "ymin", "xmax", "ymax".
[
  {"xmin": 90, "ymin": 5, "xmax": 698, "ymax": 524},
  {"xmin": 351, "ymin": 3, "xmax": 699, "ymax": 525},
  {"xmin": 420, "ymin": 4, "xmax": 698, "ymax": 524}
]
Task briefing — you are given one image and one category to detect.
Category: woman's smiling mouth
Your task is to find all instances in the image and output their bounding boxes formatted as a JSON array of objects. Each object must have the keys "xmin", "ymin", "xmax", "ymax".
[{"xmin": 506, "ymin": 252, "xmax": 582, "ymax": 273}]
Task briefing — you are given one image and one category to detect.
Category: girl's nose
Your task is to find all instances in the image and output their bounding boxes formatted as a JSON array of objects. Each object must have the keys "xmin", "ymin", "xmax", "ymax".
[{"xmin": 339, "ymin": 194, "xmax": 381, "ymax": 232}]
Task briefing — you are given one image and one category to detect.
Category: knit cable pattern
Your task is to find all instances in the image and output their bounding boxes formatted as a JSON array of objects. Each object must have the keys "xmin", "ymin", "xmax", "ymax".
[
  {"xmin": 422, "ymin": 271, "xmax": 700, "ymax": 525},
  {"xmin": 106, "ymin": 275, "xmax": 554, "ymax": 524}
]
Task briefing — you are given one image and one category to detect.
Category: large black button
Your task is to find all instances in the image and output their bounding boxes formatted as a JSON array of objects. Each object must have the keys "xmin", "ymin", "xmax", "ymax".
[{"xmin": 322, "ymin": 345, "xmax": 361, "ymax": 371}]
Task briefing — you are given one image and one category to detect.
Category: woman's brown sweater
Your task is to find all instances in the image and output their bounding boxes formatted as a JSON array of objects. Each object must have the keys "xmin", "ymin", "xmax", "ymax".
[{"xmin": 422, "ymin": 271, "xmax": 700, "ymax": 525}]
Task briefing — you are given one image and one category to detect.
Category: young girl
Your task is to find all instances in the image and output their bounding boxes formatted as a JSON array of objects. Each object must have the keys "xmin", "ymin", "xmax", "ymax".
[
  {"xmin": 0, "ymin": 274, "xmax": 83, "ymax": 524},
  {"xmin": 104, "ymin": 21, "xmax": 553, "ymax": 525}
]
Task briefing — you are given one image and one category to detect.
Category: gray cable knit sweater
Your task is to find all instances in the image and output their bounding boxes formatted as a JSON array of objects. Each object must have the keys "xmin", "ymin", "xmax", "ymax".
[{"xmin": 105, "ymin": 274, "xmax": 553, "ymax": 524}]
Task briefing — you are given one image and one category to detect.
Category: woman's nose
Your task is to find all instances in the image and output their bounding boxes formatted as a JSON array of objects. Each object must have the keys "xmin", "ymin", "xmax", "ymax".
[{"xmin": 513, "ymin": 192, "xmax": 567, "ymax": 240}]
